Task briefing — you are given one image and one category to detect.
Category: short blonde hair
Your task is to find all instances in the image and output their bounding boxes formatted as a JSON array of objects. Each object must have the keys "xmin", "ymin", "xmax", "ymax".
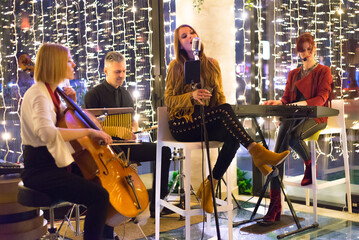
[
  {"xmin": 34, "ymin": 43, "xmax": 69, "ymax": 84},
  {"xmin": 104, "ymin": 51, "xmax": 125, "ymax": 67}
]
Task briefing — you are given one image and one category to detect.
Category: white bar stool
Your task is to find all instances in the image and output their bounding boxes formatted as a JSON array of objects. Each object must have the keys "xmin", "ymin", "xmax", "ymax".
[
  {"xmin": 284, "ymin": 99, "xmax": 352, "ymax": 223},
  {"xmin": 155, "ymin": 106, "xmax": 234, "ymax": 240}
]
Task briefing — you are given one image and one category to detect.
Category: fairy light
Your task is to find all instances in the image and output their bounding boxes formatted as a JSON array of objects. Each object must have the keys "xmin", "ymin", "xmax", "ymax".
[
  {"xmin": 241, "ymin": 0, "xmax": 249, "ymax": 104},
  {"xmin": 163, "ymin": 0, "xmax": 176, "ymax": 68},
  {"xmin": 55, "ymin": 0, "xmax": 59, "ymax": 43},
  {"xmin": 339, "ymin": 2, "xmax": 343, "ymax": 96},
  {"xmin": 83, "ymin": 0, "xmax": 90, "ymax": 86},
  {"xmin": 256, "ymin": 0, "xmax": 263, "ymax": 103},
  {"xmin": 146, "ymin": 2, "xmax": 155, "ymax": 126},
  {"xmin": 2, "ymin": 132, "xmax": 11, "ymax": 141},
  {"xmin": 233, "ymin": 0, "xmax": 250, "ymax": 104},
  {"xmin": 65, "ymin": 0, "xmax": 69, "ymax": 45},
  {"xmin": 235, "ymin": 0, "xmax": 359, "ymax": 174},
  {"xmin": 110, "ymin": 0, "xmax": 115, "ymax": 50},
  {"xmin": 288, "ymin": 0, "xmax": 293, "ymax": 70},
  {"xmin": 0, "ymin": 0, "xmax": 154, "ymax": 162},
  {"xmin": 273, "ymin": 0, "xmax": 278, "ymax": 101},
  {"xmin": 0, "ymin": 0, "xmax": 357, "ymax": 164},
  {"xmin": 131, "ymin": 0, "xmax": 138, "ymax": 116},
  {"xmin": 0, "ymin": 34, "xmax": 5, "ymax": 159}
]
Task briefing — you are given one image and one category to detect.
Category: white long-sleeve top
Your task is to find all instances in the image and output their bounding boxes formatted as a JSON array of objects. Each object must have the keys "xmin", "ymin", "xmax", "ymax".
[{"xmin": 20, "ymin": 81, "xmax": 74, "ymax": 167}]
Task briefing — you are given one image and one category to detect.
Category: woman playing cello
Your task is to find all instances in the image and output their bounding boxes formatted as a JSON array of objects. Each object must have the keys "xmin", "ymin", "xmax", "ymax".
[{"xmin": 20, "ymin": 43, "xmax": 113, "ymax": 240}]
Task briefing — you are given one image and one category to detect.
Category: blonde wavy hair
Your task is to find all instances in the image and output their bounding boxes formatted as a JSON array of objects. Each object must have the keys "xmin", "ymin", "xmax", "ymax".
[{"xmin": 34, "ymin": 43, "xmax": 69, "ymax": 85}]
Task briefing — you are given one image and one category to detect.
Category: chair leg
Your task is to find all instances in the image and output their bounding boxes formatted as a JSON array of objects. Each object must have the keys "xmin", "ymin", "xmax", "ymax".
[
  {"xmin": 184, "ymin": 148, "xmax": 192, "ymax": 240},
  {"xmin": 48, "ymin": 207, "xmax": 57, "ymax": 234},
  {"xmin": 155, "ymin": 144, "xmax": 163, "ymax": 240},
  {"xmin": 305, "ymin": 189, "xmax": 310, "ymax": 206},
  {"xmin": 225, "ymin": 163, "xmax": 233, "ymax": 240},
  {"xmin": 57, "ymin": 204, "xmax": 83, "ymax": 238},
  {"xmin": 341, "ymin": 130, "xmax": 352, "ymax": 213},
  {"xmin": 313, "ymin": 187, "xmax": 318, "ymax": 223},
  {"xmin": 42, "ymin": 206, "xmax": 59, "ymax": 240},
  {"xmin": 74, "ymin": 204, "xmax": 81, "ymax": 236},
  {"xmin": 310, "ymin": 140, "xmax": 318, "ymax": 223}
]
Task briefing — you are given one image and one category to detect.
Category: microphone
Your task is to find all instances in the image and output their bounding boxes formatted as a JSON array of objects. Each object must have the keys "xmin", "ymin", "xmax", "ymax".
[
  {"xmin": 303, "ymin": 57, "xmax": 307, "ymax": 62},
  {"xmin": 192, "ymin": 37, "xmax": 201, "ymax": 60},
  {"xmin": 192, "ymin": 37, "xmax": 201, "ymax": 52}
]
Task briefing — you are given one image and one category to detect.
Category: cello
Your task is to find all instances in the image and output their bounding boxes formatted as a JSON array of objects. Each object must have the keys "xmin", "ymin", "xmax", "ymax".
[{"xmin": 56, "ymin": 87, "xmax": 149, "ymax": 226}]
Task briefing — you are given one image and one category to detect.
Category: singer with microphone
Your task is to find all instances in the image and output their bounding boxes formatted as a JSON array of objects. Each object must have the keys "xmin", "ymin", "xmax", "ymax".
[
  {"xmin": 261, "ymin": 32, "xmax": 333, "ymax": 225},
  {"xmin": 165, "ymin": 24, "xmax": 290, "ymax": 214}
]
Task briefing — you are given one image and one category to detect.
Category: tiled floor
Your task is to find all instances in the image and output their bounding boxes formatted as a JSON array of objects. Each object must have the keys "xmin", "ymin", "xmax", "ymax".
[
  {"xmin": 136, "ymin": 148, "xmax": 359, "ymax": 239},
  {"xmin": 144, "ymin": 195, "xmax": 359, "ymax": 239}
]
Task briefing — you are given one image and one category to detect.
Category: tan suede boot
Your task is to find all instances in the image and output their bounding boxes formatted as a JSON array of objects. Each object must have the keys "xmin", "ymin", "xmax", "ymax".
[
  {"xmin": 249, "ymin": 144, "xmax": 290, "ymax": 176},
  {"xmin": 196, "ymin": 177, "xmax": 216, "ymax": 213}
]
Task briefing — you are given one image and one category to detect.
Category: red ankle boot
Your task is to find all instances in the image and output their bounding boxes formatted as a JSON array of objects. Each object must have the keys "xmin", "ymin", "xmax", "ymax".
[
  {"xmin": 259, "ymin": 189, "xmax": 281, "ymax": 225},
  {"xmin": 301, "ymin": 160, "xmax": 313, "ymax": 186}
]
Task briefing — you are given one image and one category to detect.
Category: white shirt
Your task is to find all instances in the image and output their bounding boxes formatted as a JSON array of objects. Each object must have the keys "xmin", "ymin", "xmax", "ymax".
[{"xmin": 21, "ymin": 81, "xmax": 74, "ymax": 167}]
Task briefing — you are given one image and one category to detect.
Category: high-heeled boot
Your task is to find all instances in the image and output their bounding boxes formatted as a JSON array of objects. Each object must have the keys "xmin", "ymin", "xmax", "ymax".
[
  {"xmin": 301, "ymin": 159, "xmax": 313, "ymax": 186},
  {"xmin": 249, "ymin": 144, "xmax": 290, "ymax": 176},
  {"xmin": 196, "ymin": 176, "xmax": 217, "ymax": 213},
  {"xmin": 259, "ymin": 189, "xmax": 282, "ymax": 225}
]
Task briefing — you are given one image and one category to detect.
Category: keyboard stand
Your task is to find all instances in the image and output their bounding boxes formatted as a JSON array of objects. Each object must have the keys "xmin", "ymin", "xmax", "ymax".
[{"xmin": 233, "ymin": 117, "xmax": 319, "ymax": 239}]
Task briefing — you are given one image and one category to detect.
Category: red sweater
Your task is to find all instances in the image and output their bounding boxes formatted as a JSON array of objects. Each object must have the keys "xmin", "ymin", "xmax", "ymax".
[{"xmin": 281, "ymin": 64, "xmax": 333, "ymax": 123}]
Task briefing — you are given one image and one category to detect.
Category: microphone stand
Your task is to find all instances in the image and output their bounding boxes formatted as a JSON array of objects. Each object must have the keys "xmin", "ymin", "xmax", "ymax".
[{"xmin": 193, "ymin": 52, "xmax": 221, "ymax": 240}]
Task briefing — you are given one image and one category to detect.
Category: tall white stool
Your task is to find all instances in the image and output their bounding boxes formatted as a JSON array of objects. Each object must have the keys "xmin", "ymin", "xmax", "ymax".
[
  {"xmin": 284, "ymin": 99, "xmax": 352, "ymax": 223},
  {"xmin": 155, "ymin": 106, "xmax": 234, "ymax": 240}
]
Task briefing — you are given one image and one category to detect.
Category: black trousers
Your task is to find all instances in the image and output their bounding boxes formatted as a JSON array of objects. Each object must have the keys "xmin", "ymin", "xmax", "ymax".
[
  {"xmin": 21, "ymin": 146, "xmax": 109, "ymax": 240},
  {"xmin": 111, "ymin": 142, "xmax": 171, "ymax": 212},
  {"xmin": 169, "ymin": 103, "xmax": 254, "ymax": 180},
  {"xmin": 271, "ymin": 118, "xmax": 327, "ymax": 190}
]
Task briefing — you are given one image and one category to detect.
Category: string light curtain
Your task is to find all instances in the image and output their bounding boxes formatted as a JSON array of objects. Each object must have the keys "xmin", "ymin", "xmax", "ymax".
[
  {"xmin": 233, "ymin": 0, "xmax": 359, "ymax": 104},
  {"xmin": 163, "ymin": 0, "xmax": 176, "ymax": 66},
  {"xmin": 233, "ymin": 0, "xmax": 358, "ymax": 173},
  {"xmin": 0, "ymin": 0, "xmax": 154, "ymax": 163},
  {"xmin": 234, "ymin": 0, "xmax": 252, "ymax": 105}
]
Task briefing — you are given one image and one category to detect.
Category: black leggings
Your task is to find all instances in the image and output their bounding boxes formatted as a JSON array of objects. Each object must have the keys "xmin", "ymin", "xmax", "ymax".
[
  {"xmin": 270, "ymin": 118, "xmax": 327, "ymax": 190},
  {"xmin": 169, "ymin": 103, "xmax": 254, "ymax": 180},
  {"xmin": 21, "ymin": 146, "xmax": 109, "ymax": 240}
]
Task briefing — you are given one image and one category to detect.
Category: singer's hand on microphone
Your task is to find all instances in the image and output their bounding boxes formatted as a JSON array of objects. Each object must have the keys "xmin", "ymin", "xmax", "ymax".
[{"xmin": 192, "ymin": 89, "xmax": 212, "ymax": 105}]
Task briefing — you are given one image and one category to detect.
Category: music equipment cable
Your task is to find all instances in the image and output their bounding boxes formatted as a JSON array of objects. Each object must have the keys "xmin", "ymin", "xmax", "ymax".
[
  {"xmin": 191, "ymin": 37, "xmax": 221, "ymax": 240},
  {"xmin": 199, "ymin": 104, "xmax": 221, "ymax": 240}
]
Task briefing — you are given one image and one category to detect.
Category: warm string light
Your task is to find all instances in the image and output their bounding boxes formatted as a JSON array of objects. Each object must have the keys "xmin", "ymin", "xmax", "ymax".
[
  {"xmin": 328, "ymin": 0, "xmax": 333, "ymax": 72},
  {"xmin": 9, "ymin": 0, "xmax": 19, "ymax": 162},
  {"xmin": 130, "ymin": 1, "xmax": 139, "ymax": 116},
  {"xmin": 161, "ymin": 0, "xmax": 176, "ymax": 136},
  {"xmin": 145, "ymin": 1, "xmax": 155, "ymax": 128},
  {"xmin": 273, "ymin": 0, "xmax": 278, "ymax": 100},
  {"xmin": 83, "ymin": 0, "xmax": 90, "ymax": 86},
  {"xmin": 55, "ymin": 0, "xmax": 59, "ymax": 42},
  {"xmin": 233, "ymin": 0, "xmax": 250, "ymax": 105},
  {"xmin": 339, "ymin": 0, "xmax": 343, "ymax": 97},
  {"xmin": 256, "ymin": 0, "xmax": 263, "ymax": 103},
  {"xmin": 233, "ymin": 0, "xmax": 358, "ymax": 166},
  {"xmin": 163, "ymin": 0, "xmax": 176, "ymax": 67},
  {"xmin": 31, "ymin": 0, "xmax": 36, "ymax": 54},
  {"xmin": 0, "ymin": 0, "xmax": 154, "ymax": 163},
  {"xmin": 110, "ymin": 0, "xmax": 115, "ymax": 50},
  {"xmin": 94, "ymin": 2, "xmax": 100, "ymax": 81},
  {"xmin": 289, "ymin": 0, "xmax": 294, "ymax": 69}
]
